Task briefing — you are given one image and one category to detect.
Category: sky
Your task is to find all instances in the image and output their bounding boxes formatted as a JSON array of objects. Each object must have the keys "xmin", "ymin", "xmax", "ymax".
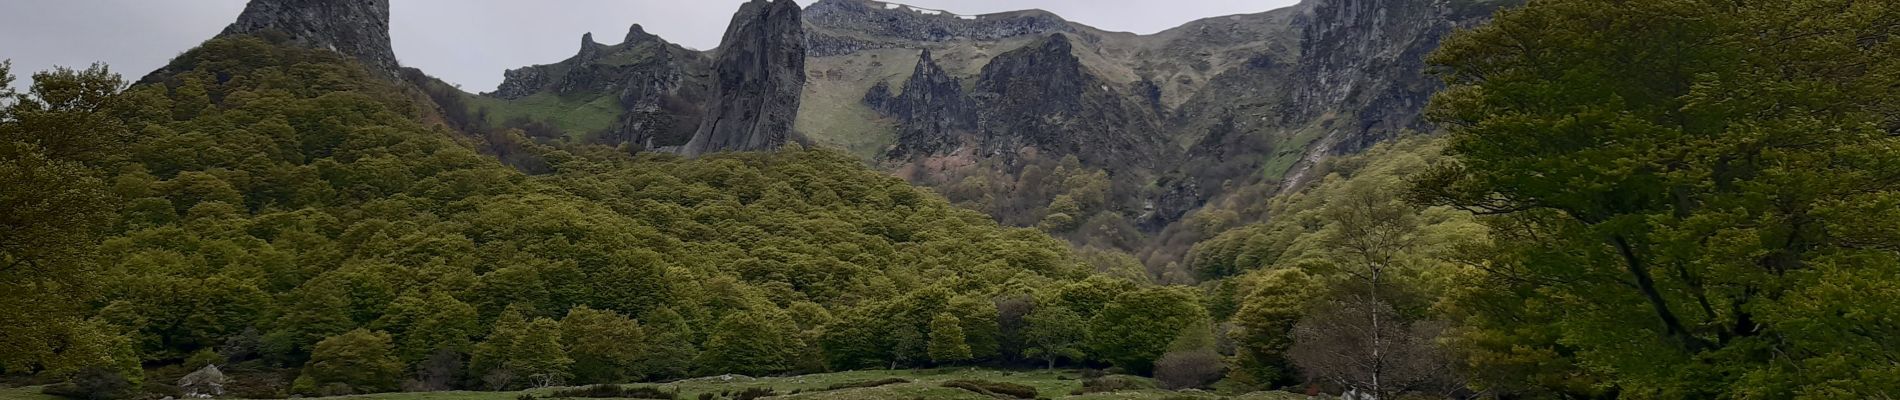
[{"xmin": 0, "ymin": 0, "xmax": 1301, "ymax": 93}]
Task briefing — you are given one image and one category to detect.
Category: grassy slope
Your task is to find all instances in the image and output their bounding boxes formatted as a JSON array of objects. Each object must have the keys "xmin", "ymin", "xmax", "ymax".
[
  {"xmin": 0, "ymin": 370, "xmax": 1305, "ymax": 400},
  {"xmin": 796, "ymin": 48, "xmax": 917, "ymax": 158},
  {"xmin": 463, "ymin": 92, "xmax": 623, "ymax": 139}
]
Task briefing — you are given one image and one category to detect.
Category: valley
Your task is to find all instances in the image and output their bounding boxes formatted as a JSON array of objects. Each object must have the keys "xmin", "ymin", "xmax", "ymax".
[{"xmin": 2, "ymin": 0, "xmax": 1896, "ymax": 399}]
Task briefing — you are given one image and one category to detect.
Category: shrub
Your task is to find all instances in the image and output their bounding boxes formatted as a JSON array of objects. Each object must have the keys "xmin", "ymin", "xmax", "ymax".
[
  {"xmin": 733, "ymin": 387, "xmax": 777, "ymax": 400},
  {"xmin": 941, "ymin": 380, "xmax": 1037, "ymax": 399},
  {"xmin": 1154, "ymin": 350, "xmax": 1225, "ymax": 389},
  {"xmin": 548, "ymin": 384, "xmax": 678, "ymax": 399},
  {"xmin": 41, "ymin": 368, "xmax": 134, "ymax": 400},
  {"xmin": 696, "ymin": 393, "xmax": 715, "ymax": 400},
  {"xmin": 823, "ymin": 377, "xmax": 909, "ymax": 391},
  {"xmin": 516, "ymin": 393, "xmax": 537, "ymax": 400},
  {"xmin": 1071, "ymin": 375, "xmax": 1155, "ymax": 395}
]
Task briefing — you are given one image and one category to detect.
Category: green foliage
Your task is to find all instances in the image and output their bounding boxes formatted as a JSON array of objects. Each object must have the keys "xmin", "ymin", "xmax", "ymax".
[
  {"xmin": 640, "ymin": 307, "xmax": 697, "ymax": 380},
  {"xmin": 697, "ymin": 310, "xmax": 796, "ymax": 376},
  {"xmin": 1223, "ymin": 269, "xmax": 1315, "ymax": 388},
  {"xmin": 1020, "ymin": 302, "xmax": 1087, "ymax": 369},
  {"xmin": 1421, "ymin": 0, "xmax": 1900, "ymax": 396},
  {"xmin": 7, "ymin": 32, "xmax": 1118, "ymax": 389},
  {"xmin": 559, "ymin": 306, "xmax": 646, "ymax": 385},
  {"xmin": 1087, "ymin": 287, "xmax": 1209, "ymax": 375},
  {"xmin": 926, "ymin": 313, "xmax": 972, "ymax": 364},
  {"xmin": 372, "ymin": 291, "xmax": 478, "ymax": 365},
  {"xmin": 301, "ymin": 329, "xmax": 403, "ymax": 395},
  {"xmin": 470, "ymin": 309, "xmax": 571, "ymax": 389}
]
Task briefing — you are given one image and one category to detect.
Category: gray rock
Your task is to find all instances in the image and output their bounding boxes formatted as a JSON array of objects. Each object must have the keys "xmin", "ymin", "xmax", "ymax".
[
  {"xmin": 681, "ymin": 0, "xmax": 807, "ymax": 156},
  {"xmin": 868, "ymin": 48, "xmax": 975, "ymax": 158},
  {"xmin": 219, "ymin": 0, "xmax": 400, "ymax": 79}
]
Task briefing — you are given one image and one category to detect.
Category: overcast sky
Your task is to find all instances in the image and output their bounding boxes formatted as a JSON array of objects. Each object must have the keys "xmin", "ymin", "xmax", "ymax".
[{"xmin": 0, "ymin": 0, "xmax": 1301, "ymax": 92}]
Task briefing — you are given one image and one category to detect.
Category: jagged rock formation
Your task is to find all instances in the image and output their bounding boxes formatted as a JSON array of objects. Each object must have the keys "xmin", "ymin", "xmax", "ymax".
[
  {"xmin": 865, "ymin": 49, "xmax": 973, "ymax": 158},
  {"xmin": 970, "ymin": 34, "xmax": 1165, "ymax": 169},
  {"xmin": 481, "ymin": 0, "xmax": 807, "ymax": 155},
  {"xmin": 804, "ymin": 0, "xmax": 1081, "ymax": 56},
  {"xmin": 488, "ymin": 25, "xmax": 714, "ymax": 148},
  {"xmin": 801, "ymin": 0, "xmax": 1512, "ymax": 263},
  {"xmin": 681, "ymin": 0, "xmax": 808, "ymax": 156},
  {"xmin": 217, "ymin": 0, "xmax": 401, "ymax": 79}
]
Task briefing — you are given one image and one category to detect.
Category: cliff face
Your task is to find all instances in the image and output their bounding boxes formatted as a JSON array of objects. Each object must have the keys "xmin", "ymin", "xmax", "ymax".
[
  {"xmin": 489, "ymin": 25, "xmax": 714, "ymax": 149},
  {"xmin": 481, "ymin": 0, "xmax": 807, "ymax": 154},
  {"xmin": 866, "ymin": 49, "xmax": 974, "ymax": 158},
  {"xmin": 802, "ymin": 0, "xmax": 1511, "ymax": 263},
  {"xmin": 971, "ymin": 34, "xmax": 1165, "ymax": 170},
  {"xmin": 682, "ymin": 0, "xmax": 809, "ymax": 156},
  {"xmin": 804, "ymin": 0, "xmax": 1081, "ymax": 56},
  {"xmin": 218, "ymin": 0, "xmax": 401, "ymax": 79}
]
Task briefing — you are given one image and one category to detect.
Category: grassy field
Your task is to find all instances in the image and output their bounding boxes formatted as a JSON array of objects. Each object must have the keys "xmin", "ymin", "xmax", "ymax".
[{"xmin": 1, "ymin": 369, "xmax": 1306, "ymax": 400}]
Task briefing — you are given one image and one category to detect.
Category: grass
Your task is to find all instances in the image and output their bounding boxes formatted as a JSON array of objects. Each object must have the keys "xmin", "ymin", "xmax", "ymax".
[
  {"xmin": 796, "ymin": 48, "xmax": 918, "ymax": 159},
  {"xmin": 0, "ymin": 386, "xmax": 57, "ymax": 400},
  {"xmin": 0, "ymin": 369, "xmax": 1306, "ymax": 400},
  {"xmin": 1261, "ymin": 123, "xmax": 1324, "ymax": 182},
  {"xmin": 463, "ymin": 91, "xmax": 623, "ymax": 139}
]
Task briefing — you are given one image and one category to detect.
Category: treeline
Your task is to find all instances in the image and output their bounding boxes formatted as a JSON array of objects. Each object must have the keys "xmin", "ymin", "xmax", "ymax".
[{"xmin": 0, "ymin": 35, "xmax": 1222, "ymax": 399}]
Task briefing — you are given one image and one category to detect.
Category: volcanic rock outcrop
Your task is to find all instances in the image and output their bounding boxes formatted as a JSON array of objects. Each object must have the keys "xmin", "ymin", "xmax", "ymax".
[{"xmin": 681, "ymin": 0, "xmax": 809, "ymax": 156}]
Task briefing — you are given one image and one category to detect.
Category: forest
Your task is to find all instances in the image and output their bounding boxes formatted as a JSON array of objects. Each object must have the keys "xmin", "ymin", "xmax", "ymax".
[{"xmin": 2, "ymin": 0, "xmax": 1898, "ymax": 399}]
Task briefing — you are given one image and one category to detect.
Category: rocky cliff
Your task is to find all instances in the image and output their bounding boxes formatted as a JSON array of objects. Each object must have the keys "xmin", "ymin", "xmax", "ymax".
[
  {"xmin": 865, "ymin": 49, "xmax": 974, "ymax": 158},
  {"xmin": 217, "ymin": 0, "xmax": 401, "ymax": 79},
  {"xmin": 804, "ymin": 0, "xmax": 1085, "ymax": 57},
  {"xmin": 681, "ymin": 0, "xmax": 808, "ymax": 156},
  {"xmin": 970, "ymin": 34, "xmax": 1165, "ymax": 170},
  {"xmin": 797, "ymin": 0, "xmax": 1513, "ymax": 265},
  {"xmin": 487, "ymin": 25, "xmax": 714, "ymax": 149}
]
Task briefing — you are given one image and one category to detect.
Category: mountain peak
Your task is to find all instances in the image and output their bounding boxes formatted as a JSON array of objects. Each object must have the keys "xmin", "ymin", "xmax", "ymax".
[
  {"xmin": 625, "ymin": 24, "xmax": 657, "ymax": 44},
  {"xmin": 681, "ymin": 0, "xmax": 807, "ymax": 156},
  {"xmin": 219, "ymin": 0, "xmax": 400, "ymax": 78}
]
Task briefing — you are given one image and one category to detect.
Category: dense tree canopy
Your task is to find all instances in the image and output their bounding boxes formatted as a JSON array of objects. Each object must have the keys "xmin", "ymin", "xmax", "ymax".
[
  {"xmin": 0, "ymin": 33, "xmax": 1219, "ymax": 396},
  {"xmin": 1419, "ymin": 0, "xmax": 1900, "ymax": 397}
]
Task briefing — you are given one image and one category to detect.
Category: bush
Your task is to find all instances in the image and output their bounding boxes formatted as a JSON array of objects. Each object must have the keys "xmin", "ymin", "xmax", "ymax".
[
  {"xmin": 41, "ymin": 368, "xmax": 135, "ymax": 400},
  {"xmin": 1154, "ymin": 350, "xmax": 1225, "ymax": 389},
  {"xmin": 823, "ymin": 377, "xmax": 910, "ymax": 391},
  {"xmin": 733, "ymin": 387, "xmax": 776, "ymax": 400},
  {"xmin": 941, "ymin": 380, "xmax": 1037, "ymax": 399},
  {"xmin": 548, "ymin": 384, "xmax": 678, "ymax": 399},
  {"xmin": 1071, "ymin": 375, "xmax": 1155, "ymax": 395},
  {"xmin": 517, "ymin": 393, "xmax": 537, "ymax": 400},
  {"xmin": 696, "ymin": 393, "xmax": 715, "ymax": 400}
]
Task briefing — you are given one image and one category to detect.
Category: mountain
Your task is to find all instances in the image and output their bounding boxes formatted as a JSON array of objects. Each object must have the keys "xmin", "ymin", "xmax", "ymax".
[
  {"xmin": 788, "ymin": 0, "xmax": 1510, "ymax": 271},
  {"xmin": 488, "ymin": 26, "xmax": 713, "ymax": 150},
  {"xmin": 473, "ymin": 0, "xmax": 806, "ymax": 155},
  {"xmin": 680, "ymin": 0, "xmax": 809, "ymax": 156},
  {"xmin": 144, "ymin": 0, "xmax": 402, "ymax": 82}
]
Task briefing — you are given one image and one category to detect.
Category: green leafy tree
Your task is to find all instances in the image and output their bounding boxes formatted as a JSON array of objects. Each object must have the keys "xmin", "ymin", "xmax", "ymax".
[
  {"xmin": 927, "ymin": 313, "xmax": 971, "ymax": 364},
  {"xmin": 0, "ymin": 63, "xmax": 141, "ymax": 382},
  {"xmin": 559, "ymin": 306, "xmax": 646, "ymax": 384},
  {"xmin": 1419, "ymin": 0, "xmax": 1900, "ymax": 396},
  {"xmin": 1021, "ymin": 301, "xmax": 1087, "ymax": 369},
  {"xmin": 948, "ymin": 297, "xmax": 1000, "ymax": 361},
  {"xmin": 470, "ymin": 309, "xmax": 571, "ymax": 389},
  {"xmin": 371, "ymin": 291, "xmax": 478, "ymax": 365},
  {"xmin": 1225, "ymin": 269, "xmax": 1316, "ymax": 388},
  {"xmin": 1087, "ymin": 287, "xmax": 1208, "ymax": 374},
  {"xmin": 696, "ymin": 310, "xmax": 795, "ymax": 376},
  {"xmin": 300, "ymin": 329, "xmax": 403, "ymax": 394},
  {"xmin": 640, "ymin": 307, "xmax": 697, "ymax": 380}
]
